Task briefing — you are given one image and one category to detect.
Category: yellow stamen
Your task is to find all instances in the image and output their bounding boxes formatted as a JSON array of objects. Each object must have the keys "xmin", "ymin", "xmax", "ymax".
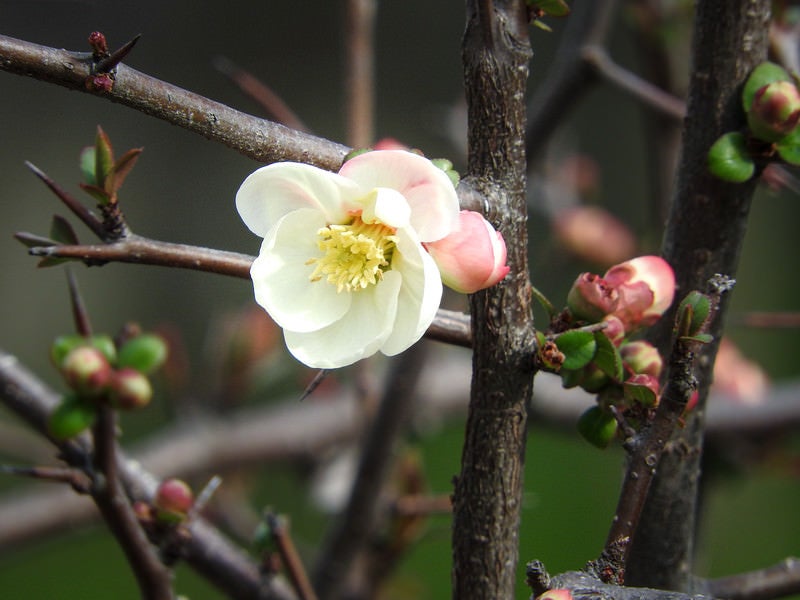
[{"xmin": 308, "ymin": 216, "xmax": 397, "ymax": 293}]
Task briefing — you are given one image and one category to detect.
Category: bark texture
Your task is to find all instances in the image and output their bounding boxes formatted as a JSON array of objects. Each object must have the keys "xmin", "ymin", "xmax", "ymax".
[
  {"xmin": 451, "ymin": 2, "xmax": 536, "ymax": 598},
  {"xmin": 628, "ymin": 0, "xmax": 772, "ymax": 591}
]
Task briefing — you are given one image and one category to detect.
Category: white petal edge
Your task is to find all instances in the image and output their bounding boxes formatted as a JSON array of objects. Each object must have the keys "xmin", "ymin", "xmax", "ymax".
[
  {"xmin": 251, "ymin": 209, "xmax": 351, "ymax": 333},
  {"xmin": 284, "ymin": 271, "xmax": 402, "ymax": 368},
  {"xmin": 339, "ymin": 150, "xmax": 459, "ymax": 242},
  {"xmin": 380, "ymin": 228, "xmax": 443, "ymax": 356},
  {"xmin": 237, "ymin": 162, "xmax": 364, "ymax": 237}
]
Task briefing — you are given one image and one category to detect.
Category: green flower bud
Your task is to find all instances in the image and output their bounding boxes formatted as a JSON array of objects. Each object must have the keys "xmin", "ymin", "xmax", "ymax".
[{"xmin": 577, "ymin": 406, "xmax": 617, "ymax": 449}]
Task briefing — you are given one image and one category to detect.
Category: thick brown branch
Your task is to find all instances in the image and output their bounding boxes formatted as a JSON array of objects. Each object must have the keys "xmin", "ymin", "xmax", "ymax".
[
  {"xmin": 629, "ymin": 0, "xmax": 772, "ymax": 591},
  {"xmin": 0, "ymin": 34, "xmax": 348, "ymax": 170},
  {"xmin": 453, "ymin": 1, "xmax": 536, "ymax": 598}
]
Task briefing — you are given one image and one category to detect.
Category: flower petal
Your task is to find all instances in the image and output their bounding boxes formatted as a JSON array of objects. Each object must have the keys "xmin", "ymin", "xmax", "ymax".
[
  {"xmin": 251, "ymin": 209, "xmax": 350, "ymax": 333},
  {"xmin": 381, "ymin": 228, "xmax": 443, "ymax": 356},
  {"xmin": 284, "ymin": 271, "xmax": 402, "ymax": 368},
  {"xmin": 359, "ymin": 187, "xmax": 411, "ymax": 229},
  {"xmin": 339, "ymin": 150, "xmax": 459, "ymax": 241},
  {"xmin": 237, "ymin": 162, "xmax": 362, "ymax": 237}
]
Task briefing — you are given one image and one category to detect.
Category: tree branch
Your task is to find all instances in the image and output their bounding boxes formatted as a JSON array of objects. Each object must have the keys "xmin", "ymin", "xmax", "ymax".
[
  {"xmin": 453, "ymin": 1, "xmax": 536, "ymax": 598},
  {"xmin": 629, "ymin": 0, "xmax": 772, "ymax": 591},
  {"xmin": 0, "ymin": 34, "xmax": 348, "ymax": 170},
  {"xmin": 0, "ymin": 348, "xmax": 296, "ymax": 600}
]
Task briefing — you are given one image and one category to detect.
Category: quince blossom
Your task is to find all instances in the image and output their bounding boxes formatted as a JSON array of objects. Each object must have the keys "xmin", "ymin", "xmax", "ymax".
[{"xmin": 236, "ymin": 150, "xmax": 459, "ymax": 368}]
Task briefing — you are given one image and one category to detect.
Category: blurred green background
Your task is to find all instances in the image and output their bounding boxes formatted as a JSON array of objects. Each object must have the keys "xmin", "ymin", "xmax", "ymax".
[{"xmin": 0, "ymin": 1, "xmax": 798, "ymax": 598}]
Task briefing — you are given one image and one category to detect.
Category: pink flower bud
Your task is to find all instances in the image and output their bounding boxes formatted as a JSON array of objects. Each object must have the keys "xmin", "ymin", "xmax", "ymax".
[
  {"xmin": 748, "ymin": 80, "xmax": 800, "ymax": 142},
  {"xmin": 620, "ymin": 340, "xmax": 663, "ymax": 378},
  {"xmin": 538, "ymin": 589, "xmax": 574, "ymax": 600},
  {"xmin": 624, "ymin": 373, "xmax": 661, "ymax": 407},
  {"xmin": 601, "ymin": 315, "xmax": 626, "ymax": 346},
  {"xmin": 553, "ymin": 206, "xmax": 636, "ymax": 267},
  {"xmin": 154, "ymin": 478, "xmax": 194, "ymax": 521},
  {"xmin": 424, "ymin": 210, "xmax": 510, "ymax": 293},
  {"xmin": 566, "ymin": 273, "xmax": 619, "ymax": 323},
  {"xmin": 108, "ymin": 368, "xmax": 153, "ymax": 410},
  {"xmin": 604, "ymin": 255, "xmax": 675, "ymax": 330},
  {"xmin": 61, "ymin": 346, "xmax": 112, "ymax": 397}
]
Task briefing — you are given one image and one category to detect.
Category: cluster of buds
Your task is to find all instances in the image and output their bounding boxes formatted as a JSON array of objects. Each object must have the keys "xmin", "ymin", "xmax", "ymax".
[
  {"xmin": 537, "ymin": 255, "xmax": 676, "ymax": 448},
  {"xmin": 709, "ymin": 61, "xmax": 800, "ymax": 183},
  {"xmin": 47, "ymin": 329, "xmax": 167, "ymax": 440}
]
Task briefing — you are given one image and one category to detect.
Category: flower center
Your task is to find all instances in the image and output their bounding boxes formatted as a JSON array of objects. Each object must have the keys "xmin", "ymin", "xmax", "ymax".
[{"xmin": 308, "ymin": 216, "xmax": 397, "ymax": 293}]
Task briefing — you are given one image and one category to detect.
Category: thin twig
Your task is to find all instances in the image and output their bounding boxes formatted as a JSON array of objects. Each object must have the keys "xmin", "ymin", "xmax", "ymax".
[
  {"xmin": 0, "ymin": 34, "xmax": 349, "ymax": 171},
  {"xmin": 705, "ymin": 557, "xmax": 800, "ymax": 600},
  {"xmin": 24, "ymin": 161, "xmax": 107, "ymax": 240},
  {"xmin": 91, "ymin": 405, "xmax": 175, "ymax": 599},
  {"xmin": 344, "ymin": 0, "xmax": 376, "ymax": 148},
  {"xmin": 213, "ymin": 57, "xmax": 309, "ymax": 132},
  {"xmin": 0, "ymin": 464, "xmax": 90, "ymax": 492},
  {"xmin": 25, "ymin": 236, "xmax": 472, "ymax": 345},
  {"xmin": 267, "ymin": 512, "xmax": 318, "ymax": 600},
  {"xmin": 313, "ymin": 344, "xmax": 429, "ymax": 599},
  {"xmin": 66, "ymin": 268, "xmax": 92, "ymax": 337}
]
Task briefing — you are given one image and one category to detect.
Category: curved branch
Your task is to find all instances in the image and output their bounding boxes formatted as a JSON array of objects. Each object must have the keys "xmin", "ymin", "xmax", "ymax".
[{"xmin": 0, "ymin": 34, "xmax": 349, "ymax": 170}]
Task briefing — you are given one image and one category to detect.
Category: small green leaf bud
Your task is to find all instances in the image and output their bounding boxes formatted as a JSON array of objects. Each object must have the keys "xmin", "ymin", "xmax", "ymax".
[
  {"xmin": 117, "ymin": 334, "xmax": 168, "ymax": 374},
  {"xmin": 676, "ymin": 290, "xmax": 711, "ymax": 338},
  {"xmin": 577, "ymin": 406, "xmax": 617, "ymax": 449},
  {"xmin": 708, "ymin": 132, "xmax": 756, "ymax": 183},
  {"xmin": 48, "ymin": 394, "xmax": 97, "ymax": 440}
]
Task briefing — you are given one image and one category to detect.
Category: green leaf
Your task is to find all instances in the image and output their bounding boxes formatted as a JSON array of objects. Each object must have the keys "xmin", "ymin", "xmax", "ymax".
[
  {"xmin": 79, "ymin": 183, "xmax": 111, "ymax": 205},
  {"xmin": 94, "ymin": 126, "xmax": 115, "ymax": 191},
  {"xmin": 777, "ymin": 126, "xmax": 800, "ymax": 165},
  {"xmin": 48, "ymin": 394, "xmax": 97, "ymax": 440},
  {"xmin": 117, "ymin": 334, "xmax": 168, "ymax": 374},
  {"xmin": 89, "ymin": 334, "xmax": 118, "ymax": 365},
  {"xmin": 555, "ymin": 330, "xmax": 597, "ymax": 370},
  {"xmin": 536, "ymin": 0, "xmax": 570, "ymax": 16},
  {"xmin": 623, "ymin": 380, "xmax": 658, "ymax": 407},
  {"xmin": 531, "ymin": 20, "xmax": 553, "ymax": 32},
  {"xmin": 708, "ymin": 132, "xmax": 756, "ymax": 183},
  {"xmin": 680, "ymin": 333, "xmax": 714, "ymax": 344},
  {"xmin": 79, "ymin": 146, "xmax": 97, "ymax": 186},
  {"xmin": 592, "ymin": 331, "xmax": 623, "ymax": 381},
  {"xmin": 743, "ymin": 62, "xmax": 792, "ymax": 112},
  {"xmin": 49, "ymin": 215, "xmax": 79, "ymax": 245},
  {"xmin": 106, "ymin": 147, "xmax": 143, "ymax": 195},
  {"xmin": 50, "ymin": 335, "xmax": 87, "ymax": 367},
  {"xmin": 577, "ymin": 406, "xmax": 617, "ymax": 449},
  {"xmin": 677, "ymin": 291, "xmax": 710, "ymax": 337}
]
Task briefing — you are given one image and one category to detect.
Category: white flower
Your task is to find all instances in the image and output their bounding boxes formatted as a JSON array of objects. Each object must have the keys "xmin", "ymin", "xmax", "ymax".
[{"xmin": 236, "ymin": 150, "xmax": 460, "ymax": 368}]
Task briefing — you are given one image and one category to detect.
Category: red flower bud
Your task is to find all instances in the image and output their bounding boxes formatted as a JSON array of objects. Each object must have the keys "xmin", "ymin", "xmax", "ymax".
[
  {"xmin": 108, "ymin": 368, "xmax": 153, "ymax": 410},
  {"xmin": 61, "ymin": 346, "xmax": 112, "ymax": 397},
  {"xmin": 566, "ymin": 273, "xmax": 619, "ymax": 323},
  {"xmin": 748, "ymin": 80, "xmax": 800, "ymax": 142},
  {"xmin": 154, "ymin": 478, "xmax": 194, "ymax": 522},
  {"xmin": 620, "ymin": 340, "xmax": 663, "ymax": 378}
]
